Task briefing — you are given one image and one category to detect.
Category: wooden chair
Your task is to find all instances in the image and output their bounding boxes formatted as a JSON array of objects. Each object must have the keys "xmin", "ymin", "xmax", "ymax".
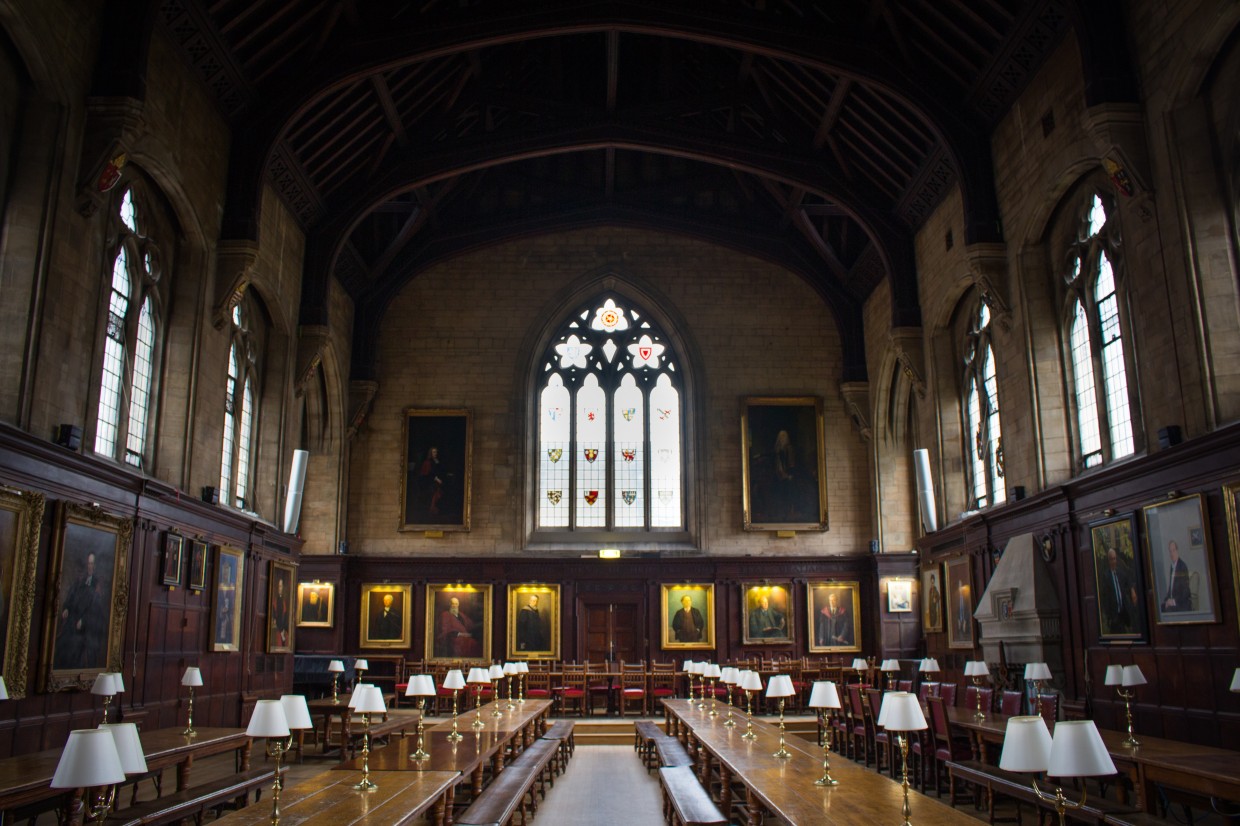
[
  {"xmin": 619, "ymin": 661, "xmax": 648, "ymax": 716},
  {"xmin": 964, "ymin": 685, "xmax": 994, "ymax": 716},
  {"xmin": 846, "ymin": 683, "xmax": 871, "ymax": 765},
  {"xmin": 1037, "ymin": 693, "xmax": 1059, "ymax": 728},
  {"xmin": 897, "ymin": 679, "xmax": 913, "ymax": 692},
  {"xmin": 525, "ymin": 662, "xmax": 552, "ymax": 700},
  {"xmin": 1000, "ymin": 690, "xmax": 1023, "ymax": 717},
  {"xmin": 938, "ymin": 682, "xmax": 958, "ymax": 707},
  {"xmin": 918, "ymin": 682, "xmax": 940, "ymax": 702},
  {"xmin": 650, "ymin": 661, "xmax": 677, "ymax": 707},
  {"xmin": 865, "ymin": 688, "xmax": 893, "ymax": 776},
  {"xmin": 556, "ymin": 662, "xmax": 589, "ymax": 717},
  {"xmin": 929, "ymin": 696, "xmax": 973, "ymax": 795}
]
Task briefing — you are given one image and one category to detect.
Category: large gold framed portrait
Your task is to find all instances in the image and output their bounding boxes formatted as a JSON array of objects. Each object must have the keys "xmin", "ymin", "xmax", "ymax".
[
  {"xmin": 360, "ymin": 583, "xmax": 412, "ymax": 648},
  {"xmin": 507, "ymin": 584, "xmax": 560, "ymax": 660},
  {"xmin": 1143, "ymin": 493, "xmax": 1218, "ymax": 625},
  {"xmin": 267, "ymin": 561, "xmax": 296, "ymax": 653},
  {"xmin": 740, "ymin": 396, "xmax": 828, "ymax": 531},
  {"xmin": 426, "ymin": 583, "xmax": 492, "ymax": 663},
  {"xmin": 740, "ymin": 581, "xmax": 792, "ymax": 645},
  {"xmin": 0, "ymin": 485, "xmax": 43, "ymax": 698},
  {"xmin": 400, "ymin": 409, "xmax": 472, "ymax": 532},
  {"xmin": 944, "ymin": 555, "xmax": 974, "ymax": 649},
  {"xmin": 660, "ymin": 584, "xmax": 715, "ymax": 649},
  {"xmin": 211, "ymin": 546, "xmax": 244, "ymax": 653},
  {"xmin": 807, "ymin": 581, "xmax": 861, "ymax": 653},
  {"xmin": 296, "ymin": 581, "xmax": 335, "ymax": 628}
]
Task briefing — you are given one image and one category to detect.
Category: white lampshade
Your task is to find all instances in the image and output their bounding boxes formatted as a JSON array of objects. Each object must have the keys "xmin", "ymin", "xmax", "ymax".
[
  {"xmin": 99, "ymin": 722, "xmax": 148, "ymax": 775},
  {"xmin": 408, "ymin": 675, "xmax": 436, "ymax": 696},
  {"xmin": 1024, "ymin": 662, "xmax": 1052, "ymax": 681},
  {"xmin": 0, "ymin": 675, "xmax": 8, "ymax": 701},
  {"xmin": 919, "ymin": 658, "xmax": 940, "ymax": 673},
  {"xmin": 327, "ymin": 659, "xmax": 345, "ymax": 673},
  {"xmin": 503, "ymin": 662, "xmax": 519, "ymax": 675},
  {"xmin": 51, "ymin": 729, "xmax": 127, "ymax": 788},
  {"xmin": 488, "ymin": 664, "xmax": 504, "ymax": 680},
  {"xmin": 1121, "ymin": 665, "xmax": 1146, "ymax": 688},
  {"xmin": 998, "ymin": 716, "xmax": 1052, "ymax": 772},
  {"xmin": 111, "ymin": 672, "xmax": 125, "ymax": 693},
  {"xmin": 740, "ymin": 671, "xmax": 763, "ymax": 692},
  {"xmin": 354, "ymin": 659, "xmax": 369, "ymax": 671},
  {"xmin": 467, "ymin": 667, "xmax": 490, "ymax": 684},
  {"xmin": 1047, "ymin": 721, "xmax": 1117, "ymax": 778},
  {"xmin": 721, "ymin": 667, "xmax": 738, "ymax": 685},
  {"xmin": 878, "ymin": 692, "xmax": 927, "ymax": 731},
  {"xmin": 280, "ymin": 695, "xmax": 314, "ymax": 730},
  {"xmin": 181, "ymin": 667, "xmax": 203, "ymax": 688},
  {"xmin": 682, "ymin": 659, "xmax": 694, "ymax": 671},
  {"xmin": 353, "ymin": 685, "xmax": 387, "ymax": 715},
  {"xmin": 348, "ymin": 682, "xmax": 374, "ymax": 708},
  {"xmin": 808, "ymin": 681, "xmax": 841, "ymax": 710},
  {"xmin": 90, "ymin": 672, "xmax": 118, "ymax": 696},
  {"xmin": 704, "ymin": 664, "xmax": 722, "ymax": 679},
  {"xmin": 1103, "ymin": 664, "xmax": 1123, "ymax": 686},
  {"xmin": 443, "ymin": 669, "xmax": 466, "ymax": 690},
  {"xmin": 1230, "ymin": 668, "xmax": 1240, "ymax": 692},
  {"xmin": 689, "ymin": 662, "xmax": 705, "ymax": 675},
  {"xmin": 880, "ymin": 659, "xmax": 901, "ymax": 672},
  {"xmin": 851, "ymin": 658, "xmax": 869, "ymax": 672},
  {"xmin": 964, "ymin": 660, "xmax": 989, "ymax": 678},
  {"xmin": 246, "ymin": 699, "xmax": 291, "ymax": 739},
  {"xmin": 516, "ymin": 662, "xmax": 529, "ymax": 674},
  {"xmin": 765, "ymin": 674, "xmax": 794, "ymax": 698}
]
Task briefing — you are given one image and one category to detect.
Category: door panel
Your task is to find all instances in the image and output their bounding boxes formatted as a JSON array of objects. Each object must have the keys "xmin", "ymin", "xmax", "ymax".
[{"xmin": 578, "ymin": 596, "xmax": 644, "ymax": 662}]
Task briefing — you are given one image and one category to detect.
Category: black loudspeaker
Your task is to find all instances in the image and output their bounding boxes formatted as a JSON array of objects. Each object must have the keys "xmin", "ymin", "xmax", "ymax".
[
  {"xmin": 869, "ymin": 539, "xmax": 879, "ymax": 554},
  {"xmin": 1158, "ymin": 426, "xmax": 1182, "ymax": 449},
  {"xmin": 54, "ymin": 424, "xmax": 82, "ymax": 451},
  {"xmin": 201, "ymin": 486, "xmax": 220, "ymax": 504},
  {"xmin": 1012, "ymin": 486, "xmax": 1026, "ymax": 500}
]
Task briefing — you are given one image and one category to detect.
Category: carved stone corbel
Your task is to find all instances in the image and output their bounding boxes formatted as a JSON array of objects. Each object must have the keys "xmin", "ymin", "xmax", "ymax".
[
  {"xmin": 347, "ymin": 380, "xmax": 379, "ymax": 441},
  {"xmin": 839, "ymin": 381, "xmax": 872, "ymax": 441},
  {"xmin": 213, "ymin": 241, "xmax": 260, "ymax": 329},
  {"xmin": 294, "ymin": 326, "xmax": 329, "ymax": 394},
  {"xmin": 890, "ymin": 327, "xmax": 927, "ymax": 399},
  {"xmin": 964, "ymin": 242, "xmax": 1012, "ymax": 329},
  {"xmin": 76, "ymin": 97, "xmax": 146, "ymax": 217}
]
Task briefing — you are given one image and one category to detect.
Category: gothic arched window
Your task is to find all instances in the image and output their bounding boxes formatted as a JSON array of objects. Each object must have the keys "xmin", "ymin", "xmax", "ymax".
[
  {"xmin": 220, "ymin": 295, "xmax": 263, "ymax": 510},
  {"xmin": 962, "ymin": 298, "xmax": 1005, "ymax": 508}
]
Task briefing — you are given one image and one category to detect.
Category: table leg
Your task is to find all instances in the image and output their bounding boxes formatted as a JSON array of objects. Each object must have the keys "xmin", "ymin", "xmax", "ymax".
[
  {"xmin": 746, "ymin": 786, "xmax": 761, "ymax": 826},
  {"xmin": 720, "ymin": 764, "xmax": 733, "ymax": 820},
  {"xmin": 239, "ymin": 738, "xmax": 252, "ymax": 772},
  {"xmin": 471, "ymin": 763, "xmax": 484, "ymax": 796},
  {"xmin": 492, "ymin": 747, "xmax": 504, "ymax": 778}
]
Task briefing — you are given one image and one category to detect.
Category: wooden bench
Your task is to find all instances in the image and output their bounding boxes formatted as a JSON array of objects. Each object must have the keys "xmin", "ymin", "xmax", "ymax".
[
  {"xmin": 344, "ymin": 709, "xmax": 421, "ymax": 758},
  {"xmin": 634, "ymin": 720, "xmax": 663, "ymax": 769},
  {"xmin": 947, "ymin": 760, "xmax": 1138, "ymax": 825},
  {"xmin": 109, "ymin": 767, "xmax": 279, "ymax": 826},
  {"xmin": 539, "ymin": 720, "xmax": 575, "ymax": 774},
  {"xmin": 658, "ymin": 765, "xmax": 727, "ymax": 826},
  {"xmin": 654, "ymin": 735, "xmax": 693, "ymax": 769},
  {"xmin": 456, "ymin": 738, "xmax": 559, "ymax": 826}
]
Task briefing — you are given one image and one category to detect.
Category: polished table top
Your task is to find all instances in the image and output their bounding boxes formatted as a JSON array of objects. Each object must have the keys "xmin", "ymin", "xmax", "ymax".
[
  {"xmin": 212, "ymin": 769, "xmax": 461, "ymax": 826},
  {"xmin": 665, "ymin": 699, "xmax": 975, "ymax": 825}
]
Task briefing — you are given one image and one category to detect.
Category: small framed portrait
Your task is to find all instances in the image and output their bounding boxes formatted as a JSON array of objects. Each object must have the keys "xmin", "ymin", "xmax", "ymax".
[
  {"xmin": 267, "ymin": 562, "xmax": 296, "ymax": 653},
  {"xmin": 944, "ymin": 555, "xmax": 974, "ymax": 649},
  {"xmin": 296, "ymin": 581, "xmax": 335, "ymax": 628},
  {"xmin": 42, "ymin": 502, "xmax": 132, "ymax": 690},
  {"xmin": 187, "ymin": 539, "xmax": 209, "ymax": 591},
  {"xmin": 740, "ymin": 397, "xmax": 828, "ymax": 531},
  {"xmin": 807, "ymin": 581, "xmax": 861, "ymax": 653},
  {"xmin": 1224, "ymin": 481, "xmax": 1240, "ymax": 635},
  {"xmin": 1090, "ymin": 513, "xmax": 1147, "ymax": 642},
  {"xmin": 921, "ymin": 565, "xmax": 944, "ymax": 633},
  {"xmin": 887, "ymin": 579, "xmax": 913, "ymax": 613},
  {"xmin": 426, "ymin": 583, "xmax": 492, "ymax": 663},
  {"xmin": 740, "ymin": 582, "xmax": 792, "ymax": 645},
  {"xmin": 161, "ymin": 533, "xmax": 183, "ymax": 587},
  {"xmin": 661, "ymin": 584, "xmax": 715, "ymax": 649},
  {"xmin": 0, "ymin": 485, "xmax": 44, "ymax": 698},
  {"xmin": 361, "ymin": 583, "xmax": 412, "ymax": 648},
  {"xmin": 507, "ymin": 584, "xmax": 560, "ymax": 659},
  {"xmin": 400, "ymin": 408, "xmax": 472, "ymax": 532},
  {"xmin": 211, "ymin": 546, "xmax": 244, "ymax": 652},
  {"xmin": 1143, "ymin": 493, "xmax": 1218, "ymax": 625}
]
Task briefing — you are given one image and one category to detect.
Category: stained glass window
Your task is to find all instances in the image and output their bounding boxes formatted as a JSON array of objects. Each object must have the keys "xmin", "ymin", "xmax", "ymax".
[
  {"xmin": 536, "ymin": 294, "xmax": 684, "ymax": 533},
  {"xmin": 962, "ymin": 297, "xmax": 1004, "ymax": 509}
]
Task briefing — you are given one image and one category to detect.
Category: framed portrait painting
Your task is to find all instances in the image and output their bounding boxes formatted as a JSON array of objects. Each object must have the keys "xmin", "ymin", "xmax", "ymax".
[
  {"xmin": 296, "ymin": 581, "xmax": 335, "ymax": 627},
  {"xmin": 807, "ymin": 581, "xmax": 861, "ymax": 653},
  {"xmin": 161, "ymin": 533, "xmax": 183, "ymax": 587},
  {"xmin": 1224, "ymin": 481, "xmax": 1240, "ymax": 635},
  {"xmin": 1089, "ymin": 513, "xmax": 1147, "ymax": 642},
  {"xmin": 211, "ymin": 546, "xmax": 244, "ymax": 652},
  {"xmin": 740, "ymin": 582, "xmax": 792, "ymax": 645},
  {"xmin": 740, "ymin": 397, "xmax": 828, "ymax": 531},
  {"xmin": 187, "ymin": 539, "xmax": 209, "ymax": 591},
  {"xmin": 506, "ymin": 584, "xmax": 560, "ymax": 659},
  {"xmin": 944, "ymin": 555, "xmax": 975, "ymax": 649},
  {"xmin": 661, "ymin": 584, "xmax": 715, "ymax": 649},
  {"xmin": 0, "ymin": 485, "xmax": 44, "ymax": 698},
  {"xmin": 267, "ymin": 562, "xmax": 296, "ymax": 653},
  {"xmin": 921, "ymin": 565, "xmax": 943, "ymax": 633},
  {"xmin": 400, "ymin": 409, "xmax": 472, "ymax": 532},
  {"xmin": 1143, "ymin": 493, "xmax": 1218, "ymax": 624},
  {"xmin": 887, "ymin": 579, "xmax": 913, "ymax": 613},
  {"xmin": 42, "ymin": 502, "xmax": 132, "ymax": 690},
  {"xmin": 361, "ymin": 583, "xmax": 412, "ymax": 648},
  {"xmin": 426, "ymin": 584, "xmax": 492, "ymax": 663}
]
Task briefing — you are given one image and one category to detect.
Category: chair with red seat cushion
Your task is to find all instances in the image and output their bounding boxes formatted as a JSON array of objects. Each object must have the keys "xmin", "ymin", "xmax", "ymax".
[
  {"xmin": 865, "ymin": 688, "xmax": 893, "ymax": 776},
  {"xmin": 846, "ymin": 683, "xmax": 871, "ymax": 765},
  {"xmin": 918, "ymin": 682, "xmax": 940, "ymax": 702},
  {"xmin": 556, "ymin": 662, "xmax": 589, "ymax": 717},
  {"xmin": 586, "ymin": 662, "xmax": 613, "ymax": 715},
  {"xmin": 937, "ymin": 682, "xmax": 958, "ymax": 707},
  {"xmin": 897, "ymin": 679, "xmax": 913, "ymax": 692},
  {"xmin": 650, "ymin": 661, "xmax": 677, "ymax": 705},
  {"xmin": 1000, "ymin": 689, "xmax": 1023, "ymax": 717},
  {"xmin": 1036, "ymin": 693, "xmax": 1058, "ymax": 729},
  {"xmin": 929, "ymin": 696, "xmax": 974, "ymax": 797},
  {"xmin": 525, "ymin": 662, "xmax": 552, "ymax": 700},
  {"xmin": 619, "ymin": 661, "xmax": 648, "ymax": 716},
  {"xmin": 963, "ymin": 685, "xmax": 993, "ymax": 716}
]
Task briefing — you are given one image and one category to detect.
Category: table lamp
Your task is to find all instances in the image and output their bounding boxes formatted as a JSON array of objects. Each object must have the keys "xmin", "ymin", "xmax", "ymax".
[
  {"xmin": 1105, "ymin": 664, "xmax": 1146, "ymax": 746},
  {"xmin": 965, "ymin": 660, "xmax": 990, "ymax": 720},
  {"xmin": 1231, "ymin": 668, "xmax": 1240, "ymax": 693},
  {"xmin": 516, "ymin": 661, "xmax": 529, "ymax": 701},
  {"xmin": 91, "ymin": 672, "xmax": 123, "ymax": 724},
  {"xmin": 878, "ymin": 692, "xmax": 928, "ymax": 826},
  {"xmin": 503, "ymin": 662, "xmax": 519, "ymax": 709},
  {"xmin": 682, "ymin": 659, "xmax": 695, "ymax": 699},
  {"xmin": 1024, "ymin": 661, "xmax": 1052, "ymax": 699},
  {"xmin": 704, "ymin": 663, "xmax": 723, "ymax": 717},
  {"xmin": 739, "ymin": 670, "xmax": 762, "ymax": 740},
  {"xmin": 851, "ymin": 657, "xmax": 870, "ymax": 684},
  {"xmin": 919, "ymin": 658, "xmax": 940, "ymax": 676},
  {"xmin": 351, "ymin": 685, "xmax": 386, "ymax": 790},
  {"xmin": 246, "ymin": 699, "xmax": 292, "ymax": 822},
  {"xmin": 880, "ymin": 659, "xmax": 901, "ymax": 691},
  {"xmin": 99, "ymin": 722, "xmax": 148, "ymax": 777},
  {"xmin": 720, "ymin": 667, "xmax": 739, "ymax": 727},
  {"xmin": 51, "ymin": 729, "xmax": 128, "ymax": 824},
  {"xmin": 1000, "ymin": 717, "xmax": 1116, "ymax": 826},
  {"xmin": 354, "ymin": 658, "xmax": 369, "ymax": 680},
  {"xmin": 0, "ymin": 675, "xmax": 8, "ymax": 700},
  {"xmin": 327, "ymin": 659, "xmax": 345, "ymax": 702},
  {"xmin": 807, "ymin": 681, "xmax": 842, "ymax": 786},
  {"xmin": 467, "ymin": 667, "xmax": 490, "ymax": 729},
  {"xmin": 690, "ymin": 661, "xmax": 706, "ymax": 707},
  {"xmin": 181, "ymin": 666, "xmax": 203, "ymax": 736},
  {"xmin": 406, "ymin": 675, "xmax": 436, "ymax": 759},
  {"xmin": 488, "ymin": 664, "xmax": 506, "ymax": 717},
  {"xmin": 765, "ymin": 674, "xmax": 796, "ymax": 759},
  {"xmin": 348, "ymin": 681, "xmax": 373, "ymax": 710},
  {"xmin": 443, "ymin": 668, "xmax": 466, "ymax": 741},
  {"xmin": 279, "ymin": 694, "xmax": 313, "ymax": 764}
]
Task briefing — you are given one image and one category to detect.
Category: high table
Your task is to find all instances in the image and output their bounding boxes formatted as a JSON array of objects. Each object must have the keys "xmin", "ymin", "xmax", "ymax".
[
  {"xmin": 212, "ymin": 769, "xmax": 462, "ymax": 826},
  {"xmin": 664, "ymin": 699, "xmax": 975, "ymax": 825},
  {"xmin": 0, "ymin": 726, "xmax": 250, "ymax": 826}
]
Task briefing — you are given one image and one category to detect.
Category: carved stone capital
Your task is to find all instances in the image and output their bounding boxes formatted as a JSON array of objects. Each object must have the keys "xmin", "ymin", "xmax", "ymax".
[
  {"xmin": 964, "ymin": 242, "xmax": 1012, "ymax": 328},
  {"xmin": 213, "ymin": 241, "xmax": 260, "ymax": 329},
  {"xmin": 294, "ymin": 326, "xmax": 330, "ymax": 394},
  {"xmin": 347, "ymin": 380, "xmax": 379, "ymax": 441},
  {"xmin": 890, "ymin": 327, "xmax": 926, "ymax": 399},
  {"xmin": 76, "ymin": 96, "xmax": 146, "ymax": 217},
  {"xmin": 839, "ymin": 381, "xmax": 872, "ymax": 441}
]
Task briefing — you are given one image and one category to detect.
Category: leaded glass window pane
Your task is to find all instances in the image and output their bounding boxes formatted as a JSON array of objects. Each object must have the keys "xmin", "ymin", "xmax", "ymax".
[
  {"xmin": 983, "ymin": 345, "xmax": 1005, "ymax": 503},
  {"xmin": 539, "ymin": 374, "xmax": 571, "ymax": 527},
  {"xmin": 220, "ymin": 344, "xmax": 238, "ymax": 494},
  {"xmin": 124, "ymin": 297, "xmax": 156, "ymax": 467},
  {"xmin": 650, "ymin": 375, "xmax": 682, "ymax": 527},
  {"xmin": 1071, "ymin": 301, "xmax": 1102, "ymax": 468},
  {"xmin": 575, "ymin": 375, "xmax": 607, "ymax": 527},
  {"xmin": 613, "ymin": 375, "xmax": 644, "ymax": 527}
]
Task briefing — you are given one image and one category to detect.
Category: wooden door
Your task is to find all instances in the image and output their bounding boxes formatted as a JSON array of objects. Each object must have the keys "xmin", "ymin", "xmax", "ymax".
[{"xmin": 579, "ymin": 597, "xmax": 643, "ymax": 662}]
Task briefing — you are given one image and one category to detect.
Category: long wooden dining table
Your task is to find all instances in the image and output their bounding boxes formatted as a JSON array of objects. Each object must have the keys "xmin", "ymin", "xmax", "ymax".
[{"xmin": 664, "ymin": 698, "xmax": 975, "ymax": 825}]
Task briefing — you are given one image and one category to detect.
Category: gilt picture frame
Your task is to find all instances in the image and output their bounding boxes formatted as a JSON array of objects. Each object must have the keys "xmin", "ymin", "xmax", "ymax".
[
  {"xmin": 921, "ymin": 565, "xmax": 944, "ymax": 633},
  {"xmin": 267, "ymin": 561, "xmax": 296, "ymax": 653},
  {"xmin": 296, "ymin": 581, "xmax": 335, "ymax": 628},
  {"xmin": 426, "ymin": 583, "xmax": 492, "ymax": 663},
  {"xmin": 1143, "ymin": 493, "xmax": 1218, "ymax": 625},
  {"xmin": 661, "ymin": 584, "xmax": 715, "ymax": 650},
  {"xmin": 1224, "ymin": 481, "xmax": 1240, "ymax": 636},
  {"xmin": 740, "ymin": 396, "xmax": 828, "ymax": 531},
  {"xmin": 507, "ymin": 583, "xmax": 561, "ymax": 660},
  {"xmin": 807, "ymin": 581, "xmax": 861, "ymax": 653},
  {"xmin": 1089, "ymin": 513, "xmax": 1147, "ymax": 643},
  {"xmin": 0, "ymin": 485, "xmax": 44, "ymax": 698},
  {"xmin": 187, "ymin": 539, "xmax": 209, "ymax": 591},
  {"xmin": 161, "ymin": 533, "xmax": 183, "ymax": 587},
  {"xmin": 211, "ymin": 546, "xmax": 244, "ymax": 652},
  {"xmin": 740, "ymin": 581, "xmax": 793, "ymax": 645},
  {"xmin": 944, "ymin": 555, "xmax": 975, "ymax": 649},
  {"xmin": 400, "ymin": 409, "xmax": 472, "ymax": 532},
  {"xmin": 360, "ymin": 582, "xmax": 412, "ymax": 649}
]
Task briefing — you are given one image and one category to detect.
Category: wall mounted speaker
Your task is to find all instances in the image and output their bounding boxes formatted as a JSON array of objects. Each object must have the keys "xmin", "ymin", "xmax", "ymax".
[
  {"xmin": 1158, "ymin": 425, "xmax": 1182, "ymax": 449},
  {"xmin": 54, "ymin": 424, "xmax": 82, "ymax": 451},
  {"xmin": 201, "ymin": 486, "xmax": 220, "ymax": 504}
]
